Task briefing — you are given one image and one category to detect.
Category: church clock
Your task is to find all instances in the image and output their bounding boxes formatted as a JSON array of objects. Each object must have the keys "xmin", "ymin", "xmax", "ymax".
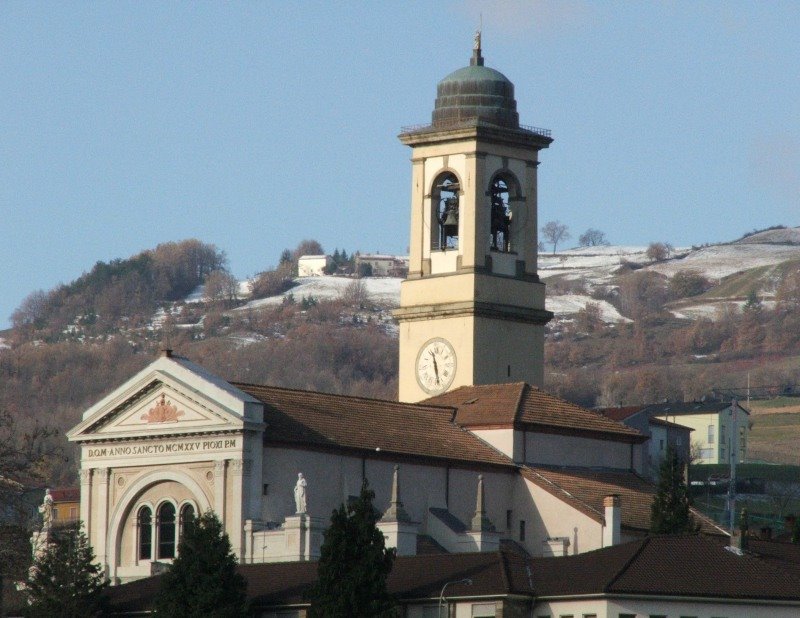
[{"xmin": 415, "ymin": 338, "xmax": 457, "ymax": 395}]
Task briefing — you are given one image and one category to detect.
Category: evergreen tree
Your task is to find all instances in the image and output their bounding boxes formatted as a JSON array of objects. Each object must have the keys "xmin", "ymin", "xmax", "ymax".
[
  {"xmin": 650, "ymin": 447, "xmax": 697, "ymax": 534},
  {"xmin": 153, "ymin": 511, "xmax": 247, "ymax": 618},
  {"xmin": 24, "ymin": 526, "xmax": 107, "ymax": 618},
  {"xmin": 310, "ymin": 479, "xmax": 397, "ymax": 617}
]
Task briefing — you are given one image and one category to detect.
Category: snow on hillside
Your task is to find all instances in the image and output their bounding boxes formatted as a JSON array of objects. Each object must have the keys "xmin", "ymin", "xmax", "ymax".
[
  {"xmin": 236, "ymin": 276, "xmax": 402, "ymax": 310},
  {"xmin": 545, "ymin": 294, "xmax": 631, "ymax": 323},
  {"xmin": 648, "ymin": 244, "xmax": 800, "ymax": 280},
  {"xmin": 172, "ymin": 237, "xmax": 800, "ymax": 330},
  {"xmin": 735, "ymin": 226, "xmax": 800, "ymax": 245}
]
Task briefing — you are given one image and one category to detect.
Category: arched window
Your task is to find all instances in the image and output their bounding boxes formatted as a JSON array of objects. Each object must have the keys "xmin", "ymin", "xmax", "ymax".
[
  {"xmin": 489, "ymin": 176, "xmax": 512, "ymax": 252},
  {"xmin": 179, "ymin": 503, "xmax": 195, "ymax": 539},
  {"xmin": 137, "ymin": 505, "xmax": 153, "ymax": 561},
  {"xmin": 432, "ymin": 173, "xmax": 460, "ymax": 250},
  {"xmin": 157, "ymin": 502, "xmax": 177, "ymax": 559}
]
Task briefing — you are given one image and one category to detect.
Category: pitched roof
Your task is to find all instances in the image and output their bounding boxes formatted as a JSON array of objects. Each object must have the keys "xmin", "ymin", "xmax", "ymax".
[
  {"xmin": 597, "ymin": 405, "xmax": 645, "ymax": 422},
  {"xmin": 105, "ymin": 549, "xmax": 536, "ymax": 613},
  {"xmin": 50, "ymin": 487, "xmax": 80, "ymax": 502},
  {"xmin": 521, "ymin": 465, "xmax": 725, "ymax": 535},
  {"xmin": 649, "ymin": 417, "xmax": 694, "ymax": 431},
  {"xmin": 233, "ymin": 383, "xmax": 515, "ymax": 469},
  {"xmin": 530, "ymin": 534, "xmax": 800, "ymax": 601},
  {"xmin": 425, "ymin": 383, "xmax": 644, "ymax": 442},
  {"xmin": 105, "ymin": 539, "xmax": 800, "ymax": 614},
  {"xmin": 642, "ymin": 400, "xmax": 750, "ymax": 416}
]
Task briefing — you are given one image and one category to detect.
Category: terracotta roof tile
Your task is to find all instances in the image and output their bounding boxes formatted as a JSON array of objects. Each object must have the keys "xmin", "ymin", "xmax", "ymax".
[
  {"xmin": 50, "ymin": 487, "xmax": 80, "ymax": 502},
  {"xmin": 530, "ymin": 534, "xmax": 800, "ymax": 600},
  {"xmin": 105, "ymin": 550, "xmax": 535, "ymax": 612},
  {"xmin": 596, "ymin": 405, "xmax": 645, "ymax": 421},
  {"xmin": 522, "ymin": 465, "xmax": 725, "ymax": 535},
  {"xmin": 233, "ymin": 383, "xmax": 515, "ymax": 469},
  {"xmin": 106, "ymin": 538, "xmax": 800, "ymax": 613},
  {"xmin": 426, "ymin": 383, "xmax": 643, "ymax": 441}
]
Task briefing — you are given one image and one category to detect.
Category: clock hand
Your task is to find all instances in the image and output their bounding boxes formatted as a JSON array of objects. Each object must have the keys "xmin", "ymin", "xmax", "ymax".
[{"xmin": 431, "ymin": 354, "xmax": 440, "ymax": 384}]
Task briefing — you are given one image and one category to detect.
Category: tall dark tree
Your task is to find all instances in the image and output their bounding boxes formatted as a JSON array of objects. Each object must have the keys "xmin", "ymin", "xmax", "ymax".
[
  {"xmin": 650, "ymin": 447, "xmax": 696, "ymax": 534},
  {"xmin": 23, "ymin": 526, "xmax": 107, "ymax": 618},
  {"xmin": 153, "ymin": 511, "xmax": 247, "ymax": 617},
  {"xmin": 310, "ymin": 479, "xmax": 397, "ymax": 618}
]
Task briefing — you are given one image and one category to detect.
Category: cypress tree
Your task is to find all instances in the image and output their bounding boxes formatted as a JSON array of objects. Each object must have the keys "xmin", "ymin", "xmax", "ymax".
[
  {"xmin": 24, "ymin": 526, "xmax": 107, "ymax": 618},
  {"xmin": 310, "ymin": 479, "xmax": 397, "ymax": 617},
  {"xmin": 153, "ymin": 510, "xmax": 247, "ymax": 618},
  {"xmin": 650, "ymin": 446, "xmax": 697, "ymax": 534}
]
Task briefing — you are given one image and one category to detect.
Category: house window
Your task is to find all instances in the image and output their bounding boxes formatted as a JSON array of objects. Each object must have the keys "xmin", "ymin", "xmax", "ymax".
[
  {"xmin": 699, "ymin": 448, "xmax": 713, "ymax": 460},
  {"xmin": 659, "ymin": 439, "xmax": 664, "ymax": 451},
  {"xmin": 506, "ymin": 509, "xmax": 512, "ymax": 530},
  {"xmin": 519, "ymin": 520, "xmax": 526, "ymax": 541},
  {"xmin": 137, "ymin": 506, "xmax": 153, "ymax": 560},
  {"xmin": 179, "ymin": 503, "xmax": 195, "ymax": 539},
  {"xmin": 157, "ymin": 502, "xmax": 176, "ymax": 559},
  {"xmin": 70, "ymin": 507, "xmax": 78, "ymax": 518},
  {"xmin": 471, "ymin": 602, "xmax": 496, "ymax": 617},
  {"xmin": 263, "ymin": 483, "xmax": 269, "ymax": 495},
  {"xmin": 708, "ymin": 424, "xmax": 715, "ymax": 444}
]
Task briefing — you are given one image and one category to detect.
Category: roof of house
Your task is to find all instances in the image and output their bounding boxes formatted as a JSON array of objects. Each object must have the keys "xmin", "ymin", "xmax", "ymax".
[
  {"xmin": 521, "ymin": 465, "xmax": 725, "ymax": 535},
  {"xmin": 643, "ymin": 400, "xmax": 750, "ymax": 416},
  {"xmin": 105, "ymin": 549, "xmax": 535, "ymax": 613},
  {"xmin": 233, "ymin": 383, "xmax": 515, "ymax": 470},
  {"xmin": 648, "ymin": 417, "xmax": 694, "ymax": 431},
  {"xmin": 597, "ymin": 405, "xmax": 645, "ymax": 422},
  {"xmin": 105, "ymin": 538, "xmax": 800, "ymax": 614},
  {"xmin": 532, "ymin": 534, "xmax": 800, "ymax": 601},
  {"xmin": 50, "ymin": 487, "xmax": 80, "ymax": 502},
  {"xmin": 425, "ymin": 383, "xmax": 644, "ymax": 442}
]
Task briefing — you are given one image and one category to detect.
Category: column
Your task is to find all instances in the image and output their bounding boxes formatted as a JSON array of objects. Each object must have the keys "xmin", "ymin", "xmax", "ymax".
[
  {"xmin": 229, "ymin": 459, "xmax": 247, "ymax": 559},
  {"xmin": 79, "ymin": 468, "xmax": 93, "ymax": 539},
  {"xmin": 213, "ymin": 460, "xmax": 227, "ymax": 521},
  {"xmin": 94, "ymin": 467, "xmax": 110, "ymax": 571}
]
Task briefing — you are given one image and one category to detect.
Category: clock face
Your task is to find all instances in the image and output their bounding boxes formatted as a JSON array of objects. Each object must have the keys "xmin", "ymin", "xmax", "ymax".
[{"xmin": 416, "ymin": 338, "xmax": 457, "ymax": 395}]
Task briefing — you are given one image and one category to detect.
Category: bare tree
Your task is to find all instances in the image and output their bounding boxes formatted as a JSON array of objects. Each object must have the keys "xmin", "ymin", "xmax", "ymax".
[
  {"xmin": 646, "ymin": 242, "xmax": 674, "ymax": 262},
  {"xmin": 578, "ymin": 228, "xmax": 609, "ymax": 247},
  {"xmin": 541, "ymin": 221, "xmax": 571, "ymax": 254},
  {"xmin": 204, "ymin": 270, "xmax": 239, "ymax": 306},
  {"xmin": 339, "ymin": 278, "xmax": 370, "ymax": 308}
]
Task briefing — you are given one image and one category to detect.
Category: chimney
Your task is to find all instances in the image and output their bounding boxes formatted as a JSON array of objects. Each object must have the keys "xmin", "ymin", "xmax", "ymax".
[
  {"xmin": 160, "ymin": 348, "xmax": 173, "ymax": 358},
  {"xmin": 760, "ymin": 526, "xmax": 772, "ymax": 541},
  {"xmin": 603, "ymin": 494, "xmax": 621, "ymax": 547}
]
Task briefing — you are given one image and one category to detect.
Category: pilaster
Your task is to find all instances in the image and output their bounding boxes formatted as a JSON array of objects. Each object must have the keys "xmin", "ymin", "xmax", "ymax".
[{"xmin": 213, "ymin": 459, "xmax": 227, "ymax": 522}]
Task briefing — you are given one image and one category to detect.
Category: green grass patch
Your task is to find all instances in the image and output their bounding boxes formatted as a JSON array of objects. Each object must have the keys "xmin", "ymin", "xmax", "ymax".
[
  {"xmin": 690, "ymin": 463, "xmax": 800, "ymax": 483},
  {"xmin": 751, "ymin": 396, "xmax": 800, "ymax": 410}
]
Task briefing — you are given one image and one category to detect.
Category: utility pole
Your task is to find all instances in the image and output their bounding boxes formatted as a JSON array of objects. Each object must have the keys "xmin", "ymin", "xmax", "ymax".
[{"xmin": 728, "ymin": 400, "xmax": 738, "ymax": 534}]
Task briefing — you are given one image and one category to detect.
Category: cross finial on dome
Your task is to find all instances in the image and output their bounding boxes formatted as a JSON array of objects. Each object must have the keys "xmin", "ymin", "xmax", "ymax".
[{"xmin": 471, "ymin": 29, "xmax": 484, "ymax": 66}]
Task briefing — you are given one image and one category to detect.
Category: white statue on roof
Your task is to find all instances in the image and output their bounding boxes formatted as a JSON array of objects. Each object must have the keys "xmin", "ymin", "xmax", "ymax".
[{"xmin": 294, "ymin": 472, "xmax": 307, "ymax": 514}]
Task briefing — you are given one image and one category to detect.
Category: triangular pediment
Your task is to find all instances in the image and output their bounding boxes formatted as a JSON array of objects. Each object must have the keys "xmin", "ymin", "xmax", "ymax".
[{"xmin": 67, "ymin": 355, "xmax": 264, "ymax": 442}]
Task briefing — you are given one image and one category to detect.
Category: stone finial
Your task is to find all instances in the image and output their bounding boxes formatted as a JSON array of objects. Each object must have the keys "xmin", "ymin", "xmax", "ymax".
[
  {"xmin": 381, "ymin": 465, "xmax": 411, "ymax": 523},
  {"xmin": 471, "ymin": 475, "xmax": 496, "ymax": 532}
]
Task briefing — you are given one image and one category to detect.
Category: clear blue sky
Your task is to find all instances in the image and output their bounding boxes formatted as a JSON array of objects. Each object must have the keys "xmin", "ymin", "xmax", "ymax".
[{"xmin": 2, "ymin": 1, "xmax": 799, "ymax": 328}]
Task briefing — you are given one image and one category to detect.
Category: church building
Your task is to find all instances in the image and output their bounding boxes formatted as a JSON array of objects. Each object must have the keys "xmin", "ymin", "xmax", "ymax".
[{"xmin": 67, "ymin": 39, "xmax": 723, "ymax": 586}]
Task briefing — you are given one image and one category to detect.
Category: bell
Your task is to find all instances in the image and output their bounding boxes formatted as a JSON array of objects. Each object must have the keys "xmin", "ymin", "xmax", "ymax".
[{"xmin": 442, "ymin": 210, "xmax": 459, "ymax": 238}]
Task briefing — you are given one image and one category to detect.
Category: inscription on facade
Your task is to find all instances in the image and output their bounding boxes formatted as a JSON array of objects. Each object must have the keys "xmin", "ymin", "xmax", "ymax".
[{"xmin": 87, "ymin": 438, "xmax": 237, "ymax": 459}]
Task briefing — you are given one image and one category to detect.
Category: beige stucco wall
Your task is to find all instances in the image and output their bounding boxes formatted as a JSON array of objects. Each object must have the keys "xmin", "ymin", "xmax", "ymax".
[
  {"xmin": 260, "ymin": 446, "xmax": 517, "ymax": 539},
  {"xmin": 657, "ymin": 408, "xmax": 748, "ymax": 465},
  {"xmin": 517, "ymin": 476, "xmax": 602, "ymax": 556},
  {"xmin": 524, "ymin": 432, "xmax": 631, "ymax": 470},
  {"xmin": 536, "ymin": 597, "xmax": 800, "ymax": 618}
]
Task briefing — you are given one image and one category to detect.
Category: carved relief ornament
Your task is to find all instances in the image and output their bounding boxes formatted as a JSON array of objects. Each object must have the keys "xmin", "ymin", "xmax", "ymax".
[{"xmin": 141, "ymin": 393, "xmax": 185, "ymax": 424}]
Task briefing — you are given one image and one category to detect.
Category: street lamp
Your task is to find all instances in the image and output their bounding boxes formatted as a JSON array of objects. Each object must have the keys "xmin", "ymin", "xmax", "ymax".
[{"xmin": 438, "ymin": 577, "xmax": 473, "ymax": 618}]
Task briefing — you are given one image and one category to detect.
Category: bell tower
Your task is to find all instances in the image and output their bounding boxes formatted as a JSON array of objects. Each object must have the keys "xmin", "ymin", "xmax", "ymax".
[{"xmin": 395, "ymin": 37, "xmax": 553, "ymax": 403}]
